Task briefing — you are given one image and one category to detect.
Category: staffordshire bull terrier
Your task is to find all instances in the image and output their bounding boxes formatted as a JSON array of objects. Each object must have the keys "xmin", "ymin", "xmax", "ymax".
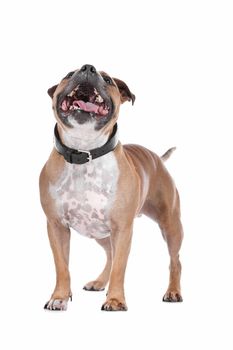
[{"xmin": 40, "ymin": 64, "xmax": 183, "ymax": 311}]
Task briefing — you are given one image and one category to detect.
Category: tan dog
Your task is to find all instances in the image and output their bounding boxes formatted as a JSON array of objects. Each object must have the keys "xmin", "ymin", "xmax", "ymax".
[{"xmin": 40, "ymin": 64, "xmax": 183, "ymax": 311}]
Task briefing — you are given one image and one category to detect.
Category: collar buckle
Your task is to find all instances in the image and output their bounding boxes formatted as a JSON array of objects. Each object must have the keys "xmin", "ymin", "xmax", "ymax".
[
  {"xmin": 78, "ymin": 149, "xmax": 92, "ymax": 162},
  {"xmin": 54, "ymin": 123, "xmax": 118, "ymax": 165}
]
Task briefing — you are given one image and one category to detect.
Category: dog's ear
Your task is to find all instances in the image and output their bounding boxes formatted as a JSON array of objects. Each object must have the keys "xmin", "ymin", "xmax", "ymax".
[
  {"xmin": 47, "ymin": 84, "xmax": 58, "ymax": 98},
  {"xmin": 113, "ymin": 78, "xmax": 135, "ymax": 105}
]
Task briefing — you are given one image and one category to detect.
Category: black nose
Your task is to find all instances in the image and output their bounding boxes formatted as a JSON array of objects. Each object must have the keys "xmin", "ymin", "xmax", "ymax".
[{"xmin": 80, "ymin": 64, "xmax": 96, "ymax": 74}]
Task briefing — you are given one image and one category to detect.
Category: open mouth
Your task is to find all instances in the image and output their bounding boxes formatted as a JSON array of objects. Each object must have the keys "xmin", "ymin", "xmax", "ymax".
[{"xmin": 59, "ymin": 83, "xmax": 110, "ymax": 118}]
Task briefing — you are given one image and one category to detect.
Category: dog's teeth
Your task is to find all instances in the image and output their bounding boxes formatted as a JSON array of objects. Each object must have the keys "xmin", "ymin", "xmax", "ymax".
[
  {"xmin": 94, "ymin": 88, "xmax": 98, "ymax": 95},
  {"xmin": 68, "ymin": 90, "xmax": 75, "ymax": 97},
  {"xmin": 96, "ymin": 95, "xmax": 104, "ymax": 103}
]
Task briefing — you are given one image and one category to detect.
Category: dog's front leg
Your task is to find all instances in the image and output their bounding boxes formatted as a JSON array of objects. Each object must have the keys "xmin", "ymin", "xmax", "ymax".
[
  {"xmin": 101, "ymin": 223, "xmax": 133, "ymax": 311},
  {"xmin": 44, "ymin": 220, "xmax": 72, "ymax": 311}
]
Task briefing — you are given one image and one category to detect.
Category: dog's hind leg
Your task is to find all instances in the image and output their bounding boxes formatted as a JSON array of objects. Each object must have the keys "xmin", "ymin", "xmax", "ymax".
[
  {"xmin": 142, "ymin": 164, "xmax": 184, "ymax": 303},
  {"xmin": 83, "ymin": 237, "xmax": 113, "ymax": 291},
  {"xmin": 159, "ymin": 210, "xmax": 183, "ymax": 302}
]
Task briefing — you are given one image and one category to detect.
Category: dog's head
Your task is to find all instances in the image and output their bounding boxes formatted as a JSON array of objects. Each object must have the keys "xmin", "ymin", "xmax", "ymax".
[{"xmin": 48, "ymin": 64, "xmax": 135, "ymax": 132}]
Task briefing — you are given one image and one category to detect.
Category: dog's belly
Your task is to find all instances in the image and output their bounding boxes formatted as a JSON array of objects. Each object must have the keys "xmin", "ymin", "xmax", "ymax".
[{"xmin": 50, "ymin": 154, "xmax": 119, "ymax": 239}]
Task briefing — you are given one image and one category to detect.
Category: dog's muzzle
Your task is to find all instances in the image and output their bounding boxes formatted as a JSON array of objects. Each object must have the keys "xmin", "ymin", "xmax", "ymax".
[
  {"xmin": 60, "ymin": 83, "xmax": 110, "ymax": 117},
  {"xmin": 56, "ymin": 65, "xmax": 113, "ymax": 127}
]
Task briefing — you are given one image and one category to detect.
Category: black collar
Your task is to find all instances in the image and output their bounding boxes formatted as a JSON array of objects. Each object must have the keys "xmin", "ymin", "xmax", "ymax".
[{"xmin": 54, "ymin": 123, "xmax": 118, "ymax": 164}]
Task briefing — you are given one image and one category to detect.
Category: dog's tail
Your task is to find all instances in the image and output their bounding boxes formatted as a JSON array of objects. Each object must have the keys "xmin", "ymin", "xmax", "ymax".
[{"xmin": 161, "ymin": 147, "xmax": 176, "ymax": 161}]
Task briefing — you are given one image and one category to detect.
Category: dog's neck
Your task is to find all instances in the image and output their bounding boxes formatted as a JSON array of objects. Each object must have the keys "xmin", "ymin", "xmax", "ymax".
[{"xmin": 58, "ymin": 122, "xmax": 111, "ymax": 151}]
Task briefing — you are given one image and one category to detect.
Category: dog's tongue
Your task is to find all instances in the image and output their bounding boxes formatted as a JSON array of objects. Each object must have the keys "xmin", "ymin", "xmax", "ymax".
[{"xmin": 76, "ymin": 100, "xmax": 99, "ymax": 114}]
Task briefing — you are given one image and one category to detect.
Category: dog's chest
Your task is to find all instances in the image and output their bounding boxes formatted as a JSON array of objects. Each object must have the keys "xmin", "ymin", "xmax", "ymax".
[{"xmin": 50, "ymin": 154, "xmax": 119, "ymax": 239}]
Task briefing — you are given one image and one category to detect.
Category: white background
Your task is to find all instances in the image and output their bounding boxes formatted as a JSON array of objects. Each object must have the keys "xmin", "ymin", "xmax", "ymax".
[{"xmin": 1, "ymin": 0, "xmax": 233, "ymax": 349}]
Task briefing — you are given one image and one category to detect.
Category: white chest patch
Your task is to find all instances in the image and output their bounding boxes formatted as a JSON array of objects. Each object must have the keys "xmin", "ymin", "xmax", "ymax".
[{"xmin": 49, "ymin": 153, "xmax": 119, "ymax": 239}]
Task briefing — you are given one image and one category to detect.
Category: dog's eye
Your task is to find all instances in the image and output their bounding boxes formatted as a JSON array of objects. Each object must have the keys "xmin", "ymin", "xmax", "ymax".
[
  {"xmin": 103, "ymin": 76, "xmax": 112, "ymax": 85},
  {"xmin": 64, "ymin": 71, "xmax": 74, "ymax": 79}
]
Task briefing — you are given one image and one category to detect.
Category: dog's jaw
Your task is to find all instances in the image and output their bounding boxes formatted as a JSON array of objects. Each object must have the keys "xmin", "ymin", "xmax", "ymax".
[
  {"xmin": 58, "ymin": 120, "xmax": 111, "ymax": 150},
  {"xmin": 55, "ymin": 72, "xmax": 115, "ymax": 130}
]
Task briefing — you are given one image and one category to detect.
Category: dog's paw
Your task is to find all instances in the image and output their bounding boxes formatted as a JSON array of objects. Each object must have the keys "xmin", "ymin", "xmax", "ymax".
[
  {"xmin": 83, "ymin": 280, "xmax": 106, "ymax": 291},
  {"xmin": 101, "ymin": 298, "xmax": 128, "ymax": 311},
  {"xmin": 163, "ymin": 291, "xmax": 183, "ymax": 302},
  {"xmin": 44, "ymin": 296, "xmax": 71, "ymax": 311}
]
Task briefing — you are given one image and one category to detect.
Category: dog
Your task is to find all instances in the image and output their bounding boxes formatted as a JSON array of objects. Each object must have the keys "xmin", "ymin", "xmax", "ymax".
[{"xmin": 40, "ymin": 64, "xmax": 183, "ymax": 311}]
